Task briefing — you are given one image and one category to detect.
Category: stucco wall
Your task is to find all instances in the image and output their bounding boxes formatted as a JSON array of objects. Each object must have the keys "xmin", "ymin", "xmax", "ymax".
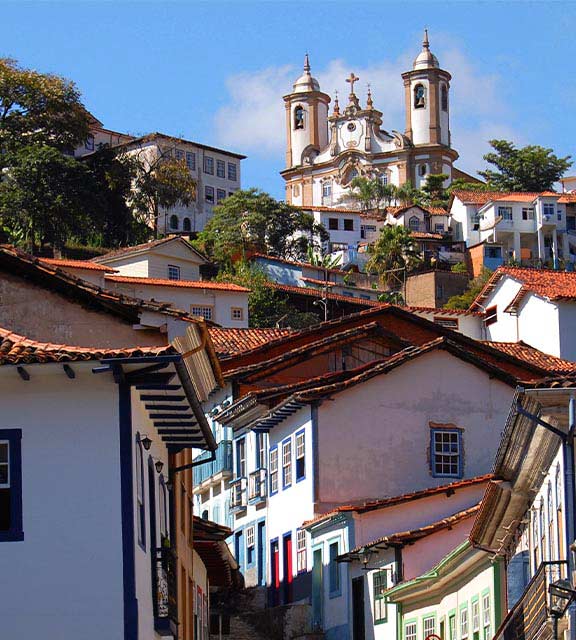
[
  {"xmin": 317, "ymin": 350, "xmax": 514, "ymax": 506},
  {"xmin": 0, "ymin": 271, "xmax": 166, "ymax": 347},
  {"xmin": 482, "ymin": 276, "xmax": 524, "ymax": 344}
]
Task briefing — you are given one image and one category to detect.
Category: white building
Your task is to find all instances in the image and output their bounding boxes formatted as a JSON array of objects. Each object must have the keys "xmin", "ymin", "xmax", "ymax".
[{"xmin": 0, "ymin": 323, "xmax": 220, "ymax": 640}]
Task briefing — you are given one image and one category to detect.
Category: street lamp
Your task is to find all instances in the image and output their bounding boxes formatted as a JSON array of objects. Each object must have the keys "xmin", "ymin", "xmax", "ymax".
[{"xmin": 548, "ymin": 579, "xmax": 576, "ymax": 640}]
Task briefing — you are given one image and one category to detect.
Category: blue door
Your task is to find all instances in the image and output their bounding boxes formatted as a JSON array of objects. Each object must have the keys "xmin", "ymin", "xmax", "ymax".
[
  {"xmin": 312, "ymin": 548, "xmax": 323, "ymax": 629},
  {"xmin": 235, "ymin": 530, "xmax": 245, "ymax": 573},
  {"xmin": 257, "ymin": 522, "xmax": 266, "ymax": 586}
]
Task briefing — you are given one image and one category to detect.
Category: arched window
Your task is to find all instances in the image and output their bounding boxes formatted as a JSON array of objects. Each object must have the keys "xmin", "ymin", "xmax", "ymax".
[
  {"xmin": 183, "ymin": 217, "xmax": 191, "ymax": 232},
  {"xmin": 159, "ymin": 476, "xmax": 168, "ymax": 540},
  {"xmin": 441, "ymin": 84, "xmax": 448, "ymax": 112},
  {"xmin": 294, "ymin": 106, "xmax": 305, "ymax": 130},
  {"xmin": 202, "ymin": 509, "xmax": 209, "ymax": 521},
  {"xmin": 414, "ymin": 84, "xmax": 426, "ymax": 109},
  {"xmin": 419, "ymin": 164, "xmax": 427, "ymax": 177},
  {"xmin": 136, "ymin": 434, "xmax": 146, "ymax": 547},
  {"xmin": 169, "ymin": 214, "xmax": 179, "ymax": 230},
  {"xmin": 409, "ymin": 216, "xmax": 420, "ymax": 232}
]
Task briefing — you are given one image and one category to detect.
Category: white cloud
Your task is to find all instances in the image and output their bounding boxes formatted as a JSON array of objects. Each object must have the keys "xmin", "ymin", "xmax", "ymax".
[{"xmin": 213, "ymin": 45, "xmax": 523, "ymax": 179}]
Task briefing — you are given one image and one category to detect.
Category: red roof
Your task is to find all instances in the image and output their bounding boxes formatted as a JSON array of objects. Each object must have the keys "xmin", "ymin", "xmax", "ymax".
[
  {"xmin": 265, "ymin": 281, "xmax": 382, "ymax": 306},
  {"xmin": 302, "ymin": 205, "xmax": 361, "ymax": 214},
  {"xmin": 40, "ymin": 258, "xmax": 116, "ymax": 273},
  {"xmin": 106, "ymin": 275, "xmax": 250, "ymax": 292},
  {"xmin": 451, "ymin": 190, "xmax": 563, "ymax": 207},
  {"xmin": 302, "ymin": 474, "xmax": 492, "ymax": 528},
  {"xmin": 472, "ymin": 266, "xmax": 576, "ymax": 309},
  {"xmin": 208, "ymin": 327, "xmax": 293, "ymax": 357},
  {"xmin": 0, "ymin": 327, "xmax": 171, "ymax": 365},
  {"xmin": 411, "ymin": 231, "xmax": 444, "ymax": 240},
  {"xmin": 405, "ymin": 305, "xmax": 483, "ymax": 317},
  {"xmin": 483, "ymin": 341, "xmax": 576, "ymax": 374}
]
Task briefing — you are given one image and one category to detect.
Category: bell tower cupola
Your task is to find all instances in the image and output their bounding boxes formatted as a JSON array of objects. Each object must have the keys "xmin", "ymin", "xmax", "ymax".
[
  {"xmin": 402, "ymin": 30, "xmax": 451, "ymax": 148},
  {"xmin": 283, "ymin": 54, "xmax": 331, "ymax": 169}
]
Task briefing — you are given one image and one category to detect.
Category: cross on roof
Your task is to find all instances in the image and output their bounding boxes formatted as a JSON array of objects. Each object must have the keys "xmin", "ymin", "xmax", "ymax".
[{"xmin": 346, "ymin": 72, "xmax": 359, "ymax": 94}]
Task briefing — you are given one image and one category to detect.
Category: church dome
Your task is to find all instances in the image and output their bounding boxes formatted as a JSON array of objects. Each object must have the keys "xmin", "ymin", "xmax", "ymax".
[
  {"xmin": 293, "ymin": 54, "xmax": 321, "ymax": 93},
  {"xmin": 413, "ymin": 30, "xmax": 439, "ymax": 70}
]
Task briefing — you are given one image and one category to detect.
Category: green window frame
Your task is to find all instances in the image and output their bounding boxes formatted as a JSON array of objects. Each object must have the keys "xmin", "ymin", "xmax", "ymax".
[
  {"xmin": 405, "ymin": 619, "xmax": 418, "ymax": 640},
  {"xmin": 373, "ymin": 570, "xmax": 387, "ymax": 624},
  {"xmin": 422, "ymin": 614, "xmax": 436, "ymax": 639},
  {"xmin": 448, "ymin": 611, "xmax": 456, "ymax": 640}
]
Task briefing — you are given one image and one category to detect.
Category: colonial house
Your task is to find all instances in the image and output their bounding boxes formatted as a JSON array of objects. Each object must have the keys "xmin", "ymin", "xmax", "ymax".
[
  {"xmin": 0, "ymin": 322, "xmax": 220, "ymax": 640},
  {"xmin": 470, "ymin": 266, "xmax": 576, "ymax": 360}
]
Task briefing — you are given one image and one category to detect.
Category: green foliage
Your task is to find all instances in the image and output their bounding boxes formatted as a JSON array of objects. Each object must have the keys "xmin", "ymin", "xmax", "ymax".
[
  {"xmin": 377, "ymin": 290, "xmax": 404, "ymax": 305},
  {"xmin": 447, "ymin": 178, "xmax": 493, "ymax": 193},
  {"xmin": 444, "ymin": 268, "xmax": 493, "ymax": 310},
  {"xmin": 394, "ymin": 180, "xmax": 422, "ymax": 207},
  {"xmin": 195, "ymin": 189, "xmax": 328, "ymax": 267},
  {"xmin": 479, "ymin": 140, "xmax": 572, "ymax": 192},
  {"xmin": 0, "ymin": 58, "xmax": 90, "ymax": 159},
  {"xmin": 216, "ymin": 262, "xmax": 320, "ymax": 328},
  {"xmin": 349, "ymin": 176, "xmax": 396, "ymax": 212},
  {"xmin": 366, "ymin": 225, "xmax": 422, "ymax": 283},
  {"xmin": 306, "ymin": 246, "xmax": 341, "ymax": 269},
  {"xmin": 451, "ymin": 261, "xmax": 468, "ymax": 274},
  {"xmin": 420, "ymin": 173, "xmax": 449, "ymax": 208}
]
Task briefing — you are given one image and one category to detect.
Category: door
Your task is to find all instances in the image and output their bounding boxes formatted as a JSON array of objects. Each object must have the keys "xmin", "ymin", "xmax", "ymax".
[
  {"xmin": 352, "ymin": 576, "xmax": 365, "ymax": 640},
  {"xmin": 257, "ymin": 522, "xmax": 266, "ymax": 586},
  {"xmin": 282, "ymin": 533, "xmax": 293, "ymax": 604},
  {"xmin": 270, "ymin": 540, "xmax": 280, "ymax": 606},
  {"xmin": 312, "ymin": 548, "xmax": 323, "ymax": 630},
  {"xmin": 235, "ymin": 530, "xmax": 245, "ymax": 574}
]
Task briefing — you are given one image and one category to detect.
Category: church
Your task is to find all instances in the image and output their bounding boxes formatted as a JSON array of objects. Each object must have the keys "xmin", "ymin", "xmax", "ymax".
[{"xmin": 281, "ymin": 31, "xmax": 462, "ymax": 208}]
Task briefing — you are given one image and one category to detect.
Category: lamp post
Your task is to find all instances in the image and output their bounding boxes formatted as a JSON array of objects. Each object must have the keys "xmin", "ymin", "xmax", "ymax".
[{"xmin": 549, "ymin": 579, "xmax": 576, "ymax": 640}]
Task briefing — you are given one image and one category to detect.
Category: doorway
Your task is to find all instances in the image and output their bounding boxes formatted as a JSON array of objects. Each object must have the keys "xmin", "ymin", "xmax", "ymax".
[
  {"xmin": 257, "ymin": 522, "xmax": 266, "ymax": 586},
  {"xmin": 352, "ymin": 576, "xmax": 365, "ymax": 640},
  {"xmin": 312, "ymin": 547, "xmax": 323, "ymax": 629},
  {"xmin": 282, "ymin": 532, "xmax": 293, "ymax": 604}
]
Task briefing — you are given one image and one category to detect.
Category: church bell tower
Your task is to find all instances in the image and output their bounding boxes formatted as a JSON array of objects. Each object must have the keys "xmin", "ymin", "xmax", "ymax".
[{"xmin": 283, "ymin": 55, "xmax": 331, "ymax": 169}]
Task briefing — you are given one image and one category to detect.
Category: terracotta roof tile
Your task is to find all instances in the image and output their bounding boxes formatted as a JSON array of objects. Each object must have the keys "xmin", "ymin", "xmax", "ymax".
[
  {"xmin": 451, "ymin": 190, "xmax": 561, "ymax": 206},
  {"xmin": 0, "ymin": 327, "xmax": 172, "ymax": 365},
  {"xmin": 405, "ymin": 305, "xmax": 483, "ymax": 317},
  {"xmin": 301, "ymin": 205, "xmax": 361, "ymax": 214},
  {"xmin": 40, "ymin": 258, "xmax": 116, "ymax": 273},
  {"xmin": 411, "ymin": 231, "xmax": 444, "ymax": 240},
  {"xmin": 207, "ymin": 327, "xmax": 293, "ymax": 357},
  {"xmin": 483, "ymin": 341, "xmax": 576, "ymax": 374},
  {"xmin": 106, "ymin": 275, "xmax": 250, "ymax": 292}
]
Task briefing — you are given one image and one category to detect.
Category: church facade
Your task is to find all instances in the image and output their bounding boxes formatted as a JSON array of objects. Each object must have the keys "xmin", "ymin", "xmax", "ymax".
[{"xmin": 281, "ymin": 32, "xmax": 459, "ymax": 208}]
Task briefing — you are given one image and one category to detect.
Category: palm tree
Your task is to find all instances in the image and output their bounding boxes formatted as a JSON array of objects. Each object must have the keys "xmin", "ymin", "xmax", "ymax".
[
  {"xmin": 349, "ymin": 177, "xmax": 395, "ymax": 214},
  {"xmin": 366, "ymin": 225, "xmax": 422, "ymax": 290},
  {"xmin": 394, "ymin": 181, "xmax": 423, "ymax": 207}
]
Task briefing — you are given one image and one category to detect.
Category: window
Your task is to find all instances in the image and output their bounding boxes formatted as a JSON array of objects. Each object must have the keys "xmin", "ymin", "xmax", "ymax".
[
  {"xmin": 373, "ymin": 570, "xmax": 387, "ymax": 624},
  {"xmin": 293, "ymin": 183, "xmax": 300, "ymax": 197},
  {"xmin": 449, "ymin": 615, "xmax": 456, "ymax": 640},
  {"xmin": 532, "ymin": 508, "xmax": 540, "ymax": 567},
  {"xmin": 419, "ymin": 164, "xmax": 427, "ymax": 177},
  {"xmin": 204, "ymin": 186, "xmax": 215, "ymax": 203},
  {"xmin": 270, "ymin": 447, "xmax": 279, "ymax": 495},
  {"xmin": 461, "ymin": 607, "xmax": 469, "ymax": 639},
  {"xmin": 0, "ymin": 430, "xmax": 22, "ymax": 541},
  {"xmin": 381, "ymin": 173, "xmax": 388, "ymax": 186},
  {"xmin": 433, "ymin": 317, "xmax": 458, "ymax": 330},
  {"xmin": 204, "ymin": 156, "xmax": 214, "ymax": 174},
  {"xmin": 246, "ymin": 525, "xmax": 255, "ymax": 565},
  {"xmin": 216, "ymin": 188, "xmax": 226, "ymax": 204},
  {"xmin": 183, "ymin": 217, "xmax": 191, "ymax": 232},
  {"xmin": 431, "ymin": 429, "xmax": 462, "ymax": 477},
  {"xmin": 423, "ymin": 616, "xmax": 436, "ymax": 640},
  {"xmin": 136, "ymin": 435, "xmax": 146, "ymax": 548},
  {"xmin": 85, "ymin": 134, "xmax": 95, "ymax": 151},
  {"xmin": 484, "ymin": 305, "xmax": 497, "ymax": 326},
  {"xmin": 361, "ymin": 224, "xmax": 377, "ymax": 239},
  {"xmin": 522, "ymin": 207, "xmax": 535, "ymax": 220},
  {"xmin": 435, "ymin": 223, "xmax": 445, "ymax": 233},
  {"xmin": 190, "ymin": 305, "xmax": 213, "ymax": 321},
  {"xmin": 296, "ymin": 529, "xmax": 307, "ymax": 573},
  {"xmin": 343, "ymin": 219, "xmax": 354, "ymax": 231},
  {"xmin": 406, "ymin": 622, "xmax": 418, "ymax": 640},
  {"xmin": 498, "ymin": 206, "xmax": 513, "ymax": 221},
  {"xmin": 159, "ymin": 477, "xmax": 168, "ymax": 539},
  {"xmin": 331, "ymin": 242, "xmax": 348, "ymax": 252},
  {"xmin": 169, "ymin": 214, "xmax": 179, "ymax": 230},
  {"xmin": 175, "ymin": 149, "xmax": 185, "ymax": 161},
  {"xmin": 228, "ymin": 162, "xmax": 237, "ymax": 181},
  {"xmin": 328, "ymin": 218, "xmax": 339, "ymax": 231},
  {"xmin": 294, "ymin": 105, "xmax": 305, "ymax": 129},
  {"xmin": 282, "ymin": 439, "xmax": 292, "ymax": 488},
  {"xmin": 296, "ymin": 430, "xmax": 305, "ymax": 481},
  {"xmin": 482, "ymin": 593, "xmax": 491, "ymax": 640},
  {"xmin": 186, "ymin": 151, "xmax": 196, "ymax": 170},
  {"xmin": 441, "ymin": 84, "xmax": 448, "ymax": 111},
  {"xmin": 472, "ymin": 599, "xmax": 480, "ymax": 634},
  {"xmin": 543, "ymin": 203, "xmax": 555, "ymax": 218},
  {"xmin": 256, "ymin": 432, "xmax": 266, "ymax": 469},
  {"xmin": 231, "ymin": 307, "xmax": 244, "ymax": 321},
  {"xmin": 485, "ymin": 245, "xmax": 502, "ymax": 259},
  {"xmin": 322, "ymin": 181, "xmax": 332, "ymax": 197},
  {"xmin": 414, "ymin": 83, "xmax": 426, "ymax": 109},
  {"xmin": 329, "ymin": 541, "xmax": 340, "ymax": 595},
  {"xmin": 167, "ymin": 264, "xmax": 181, "ymax": 281},
  {"xmin": 216, "ymin": 159, "xmax": 226, "ymax": 178},
  {"xmin": 409, "ymin": 216, "xmax": 420, "ymax": 232},
  {"xmin": 236, "ymin": 438, "xmax": 246, "ymax": 478}
]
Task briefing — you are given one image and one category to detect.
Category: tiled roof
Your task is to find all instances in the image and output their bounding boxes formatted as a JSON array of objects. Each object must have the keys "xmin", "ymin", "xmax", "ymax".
[
  {"xmin": 114, "ymin": 131, "xmax": 247, "ymax": 159},
  {"xmin": 106, "ymin": 275, "xmax": 250, "ymax": 292},
  {"xmin": 411, "ymin": 231, "xmax": 444, "ymax": 240},
  {"xmin": 207, "ymin": 327, "xmax": 293, "ymax": 357},
  {"xmin": 0, "ymin": 327, "xmax": 172, "ymax": 365},
  {"xmin": 483, "ymin": 341, "xmax": 576, "ymax": 374},
  {"xmin": 471, "ymin": 266, "xmax": 576, "ymax": 309},
  {"xmin": 344, "ymin": 504, "xmax": 481, "ymax": 555},
  {"xmin": 302, "ymin": 474, "xmax": 492, "ymax": 528},
  {"xmin": 387, "ymin": 205, "xmax": 448, "ymax": 217},
  {"xmin": 265, "ymin": 281, "xmax": 382, "ymax": 306},
  {"xmin": 559, "ymin": 194, "xmax": 576, "ymax": 204},
  {"xmin": 93, "ymin": 236, "xmax": 209, "ymax": 263},
  {"xmin": 405, "ymin": 305, "xmax": 483, "ymax": 317},
  {"xmin": 301, "ymin": 205, "xmax": 361, "ymax": 214},
  {"xmin": 40, "ymin": 258, "xmax": 116, "ymax": 273},
  {"xmin": 451, "ymin": 190, "xmax": 563, "ymax": 206},
  {"xmin": 300, "ymin": 277, "xmax": 337, "ymax": 287}
]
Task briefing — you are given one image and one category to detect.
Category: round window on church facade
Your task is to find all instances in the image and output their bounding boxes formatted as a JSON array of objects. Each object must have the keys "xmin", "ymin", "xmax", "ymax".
[{"xmin": 347, "ymin": 122, "xmax": 356, "ymax": 132}]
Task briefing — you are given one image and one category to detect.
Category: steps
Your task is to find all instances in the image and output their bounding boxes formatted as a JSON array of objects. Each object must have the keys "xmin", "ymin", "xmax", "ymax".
[{"xmin": 210, "ymin": 614, "xmax": 268, "ymax": 640}]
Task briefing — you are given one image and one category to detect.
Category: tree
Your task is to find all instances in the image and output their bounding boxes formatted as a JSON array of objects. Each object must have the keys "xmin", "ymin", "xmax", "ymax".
[
  {"xmin": 306, "ymin": 246, "xmax": 341, "ymax": 269},
  {"xmin": 0, "ymin": 145, "xmax": 100, "ymax": 252},
  {"xmin": 348, "ymin": 176, "xmax": 395, "ymax": 213},
  {"xmin": 444, "ymin": 268, "xmax": 493, "ymax": 310},
  {"xmin": 395, "ymin": 180, "xmax": 423, "ymax": 207},
  {"xmin": 420, "ymin": 173, "xmax": 449, "ymax": 209},
  {"xmin": 0, "ymin": 58, "xmax": 90, "ymax": 159},
  {"xmin": 194, "ymin": 189, "xmax": 328, "ymax": 267},
  {"xmin": 479, "ymin": 140, "xmax": 572, "ymax": 192},
  {"xmin": 447, "ymin": 178, "xmax": 493, "ymax": 193},
  {"xmin": 366, "ymin": 225, "xmax": 422, "ymax": 286}
]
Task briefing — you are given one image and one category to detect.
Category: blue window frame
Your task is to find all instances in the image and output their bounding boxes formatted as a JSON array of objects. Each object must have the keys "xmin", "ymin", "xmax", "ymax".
[
  {"xmin": 430, "ymin": 428, "xmax": 463, "ymax": 478},
  {"xmin": 236, "ymin": 437, "xmax": 246, "ymax": 478},
  {"xmin": 269, "ymin": 445, "xmax": 278, "ymax": 496},
  {"xmin": 255, "ymin": 432, "xmax": 265, "ymax": 469},
  {"xmin": 295, "ymin": 429, "xmax": 306, "ymax": 482},
  {"xmin": 329, "ymin": 539, "xmax": 341, "ymax": 597},
  {"xmin": 282, "ymin": 437, "xmax": 292, "ymax": 489},
  {"xmin": 135, "ymin": 434, "xmax": 146, "ymax": 549},
  {"xmin": 0, "ymin": 429, "xmax": 23, "ymax": 542}
]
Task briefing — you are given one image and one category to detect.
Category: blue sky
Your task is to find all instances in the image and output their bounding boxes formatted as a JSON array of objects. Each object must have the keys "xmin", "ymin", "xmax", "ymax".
[{"xmin": 1, "ymin": 1, "xmax": 575, "ymax": 197}]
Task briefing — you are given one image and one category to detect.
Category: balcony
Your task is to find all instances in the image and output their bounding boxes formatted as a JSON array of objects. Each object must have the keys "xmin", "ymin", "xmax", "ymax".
[
  {"xmin": 248, "ymin": 468, "xmax": 267, "ymax": 504},
  {"xmin": 229, "ymin": 477, "xmax": 247, "ymax": 512},
  {"xmin": 193, "ymin": 440, "xmax": 233, "ymax": 487},
  {"xmin": 153, "ymin": 544, "xmax": 178, "ymax": 636},
  {"xmin": 495, "ymin": 561, "xmax": 567, "ymax": 640}
]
